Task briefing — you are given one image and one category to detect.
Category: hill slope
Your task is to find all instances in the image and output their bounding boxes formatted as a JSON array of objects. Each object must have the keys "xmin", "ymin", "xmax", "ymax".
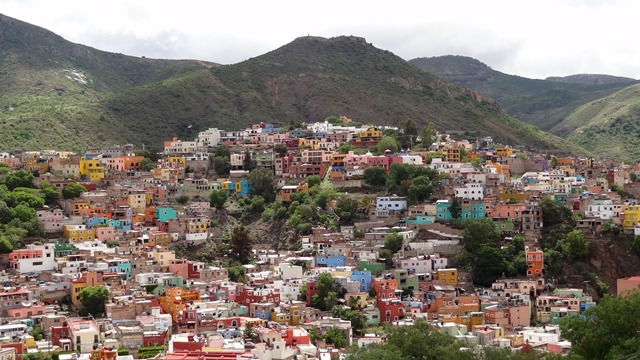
[
  {"xmin": 564, "ymin": 83, "xmax": 640, "ymax": 161},
  {"xmin": 0, "ymin": 13, "xmax": 215, "ymax": 150},
  {"xmin": 410, "ymin": 56, "xmax": 637, "ymax": 135},
  {"xmin": 105, "ymin": 36, "xmax": 586, "ymax": 154},
  {"xmin": 0, "ymin": 13, "xmax": 584, "ymax": 154}
]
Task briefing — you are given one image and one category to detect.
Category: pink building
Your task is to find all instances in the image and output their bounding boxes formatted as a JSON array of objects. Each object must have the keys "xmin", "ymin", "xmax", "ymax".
[
  {"xmin": 95, "ymin": 227, "xmax": 117, "ymax": 242},
  {"xmin": 7, "ymin": 304, "xmax": 46, "ymax": 319},
  {"xmin": 37, "ymin": 210, "xmax": 67, "ymax": 233},
  {"xmin": 169, "ymin": 259, "xmax": 189, "ymax": 280},
  {"xmin": 345, "ymin": 152, "xmax": 370, "ymax": 167},
  {"xmin": 366, "ymin": 156, "xmax": 392, "ymax": 172}
]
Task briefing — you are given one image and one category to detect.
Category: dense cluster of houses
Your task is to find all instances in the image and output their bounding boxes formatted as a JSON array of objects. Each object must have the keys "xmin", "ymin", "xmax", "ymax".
[{"xmin": 1, "ymin": 119, "xmax": 639, "ymax": 359}]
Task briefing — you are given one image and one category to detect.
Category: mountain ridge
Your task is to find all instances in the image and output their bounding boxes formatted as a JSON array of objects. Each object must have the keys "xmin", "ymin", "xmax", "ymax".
[
  {"xmin": 0, "ymin": 13, "xmax": 584, "ymax": 156},
  {"xmin": 409, "ymin": 55, "xmax": 638, "ymax": 134}
]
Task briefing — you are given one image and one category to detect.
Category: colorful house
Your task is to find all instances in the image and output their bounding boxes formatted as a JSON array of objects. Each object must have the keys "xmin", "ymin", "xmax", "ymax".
[
  {"xmin": 79, "ymin": 155, "xmax": 105, "ymax": 181},
  {"xmin": 526, "ymin": 249, "xmax": 544, "ymax": 277}
]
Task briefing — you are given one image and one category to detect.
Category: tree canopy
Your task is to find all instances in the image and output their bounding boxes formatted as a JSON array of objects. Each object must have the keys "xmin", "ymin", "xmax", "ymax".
[
  {"xmin": 209, "ymin": 189, "xmax": 228, "ymax": 209},
  {"xmin": 78, "ymin": 286, "xmax": 109, "ymax": 317},
  {"xmin": 229, "ymin": 225, "xmax": 253, "ymax": 264},
  {"xmin": 62, "ymin": 183, "xmax": 87, "ymax": 199},
  {"xmin": 247, "ymin": 168, "xmax": 276, "ymax": 203}
]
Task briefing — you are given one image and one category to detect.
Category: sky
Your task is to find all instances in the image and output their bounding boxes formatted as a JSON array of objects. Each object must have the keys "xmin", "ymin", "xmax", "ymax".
[{"xmin": 2, "ymin": 0, "xmax": 640, "ymax": 79}]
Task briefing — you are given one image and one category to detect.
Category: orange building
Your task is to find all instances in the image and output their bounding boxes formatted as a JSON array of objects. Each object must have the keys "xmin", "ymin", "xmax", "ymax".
[
  {"xmin": 526, "ymin": 249, "xmax": 544, "ymax": 277},
  {"xmin": 277, "ymin": 181, "xmax": 309, "ymax": 203},
  {"xmin": 373, "ymin": 279, "xmax": 399, "ymax": 301},
  {"xmin": 160, "ymin": 287, "xmax": 201, "ymax": 323}
]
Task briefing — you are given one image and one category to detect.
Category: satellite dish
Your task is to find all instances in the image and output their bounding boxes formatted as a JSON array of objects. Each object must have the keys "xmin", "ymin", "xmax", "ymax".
[{"xmin": 21, "ymin": 300, "xmax": 30, "ymax": 307}]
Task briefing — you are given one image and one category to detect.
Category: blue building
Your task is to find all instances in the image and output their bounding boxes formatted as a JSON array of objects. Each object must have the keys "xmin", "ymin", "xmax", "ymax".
[
  {"xmin": 156, "ymin": 208, "xmax": 178, "ymax": 222},
  {"xmin": 436, "ymin": 199, "xmax": 485, "ymax": 221},
  {"xmin": 289, "ymin": 129, "xmax": 308, "ymax": 138},
  {"xmin": 316, "ymin": 255, "xmax": 346, "ymax": 268},
  {"xmin": 350, "ymin": 270, "xmax": 373, "ymax": 292}
]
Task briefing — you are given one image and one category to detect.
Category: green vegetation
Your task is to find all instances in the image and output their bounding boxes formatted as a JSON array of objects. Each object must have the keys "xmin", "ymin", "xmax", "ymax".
[
  {"xmin": 137, "ymin": 346, "xmax": 165, "ymax": 359},
  {"xmin": 78, "ymin": 285, "xmax": 109, "ymax": 317},
  {"xmin": 62, "ymin": 182, "xmax": 87, "ymax": 199},
  {"xmin": 0, "ymin": 18, "xmax": 586, "ymax": 153},
  {"xmin": 209, "ymin": 189, "xmax": 228, "ymax": 208},
  {"xmin": 560, "ymin": 290, "xmax": 640, "ymax": 360},
  {"xmin": 229, "ymin": 225, "xmax": 253, "ymax": 264},
  {"xmin": 410, "ymin": 55, "xmax": 636, "ymax": 135}
]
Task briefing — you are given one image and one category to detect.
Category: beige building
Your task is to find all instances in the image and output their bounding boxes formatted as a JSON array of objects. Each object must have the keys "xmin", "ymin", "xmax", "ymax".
[{"xmin": 68, "ymin": 318, "xmax": 101, "ymax": 353}]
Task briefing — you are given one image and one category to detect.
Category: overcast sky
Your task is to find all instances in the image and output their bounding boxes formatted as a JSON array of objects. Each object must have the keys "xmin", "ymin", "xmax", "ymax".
[{"xmin": 2, "ymin": 0, "xmax": 639, "ymax": 79}]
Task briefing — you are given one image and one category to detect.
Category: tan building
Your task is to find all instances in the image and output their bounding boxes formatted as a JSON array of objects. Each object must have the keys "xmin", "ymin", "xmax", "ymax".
[{"xmin": 617, "ymin": 276, "xmax": 640, "ymax": 296}]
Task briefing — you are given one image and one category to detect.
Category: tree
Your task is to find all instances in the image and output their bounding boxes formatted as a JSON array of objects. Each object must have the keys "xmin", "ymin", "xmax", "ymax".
[
  {"xmin": 376, "ymin": 137, "xmax": 399, "ymax": 154},
  {"xmin": 399, "ymin": 119, "xmax": 419, "ymax": 149},
  {"xmin": 175, "ymin": 194, "xmax": 190, "ymax": 205},
  {"xmin": 305, "ymin": 175, "xmax": 322, "ymax": 187},
  {"xmin": 471, "ymin": 157, "xmax": 482, "ymax": 169},
  {"xmin": 384, "ymin": 232, "xmax": 404, "ymax": 254},
  {"xmin": 6, "ymin": 170, "xmax": 34, "ymax": 190},
  {"xmin": 322, "ymin": 326, "xmax": 347, "ymax": 348},
  {"xmin": 38, "ymin": 181, "xmax": 60, "ymax": 205},
  {"xmin": 209, "ymin": 189, "xmax": 228, "ymax": 209},
  {"xmin": 364, "ymin": 166, "xmax": 386, "ymax": 187},
  {"xmin": 560, "ymin": 290, "xmax": 640, "ymax": 360},
  {"xmin": 140, "ymin": 158, "xmax": 156, "ymax": 171},
  {"xmin": 0, "ymin": 238, "xmax": 13, "ymax": 253},
  {"xmin": 334, "ymin": 196, "xmax": 360, "ymax": 224},
  {"xmin": 472, "ymin": 247, "xmax": 514, "ymax": 287},
  {"xmin": 212, "ymin": 156, "xmax": 231, "ymax": 176},
  {"xmin": 214, "ymin": 144, "xmax": 231, "ymax": 158},
  {"xmin": 314, "ymin": 190, "xmax": 332, "ymax": 209},
  {"xmin": 243, "ymin": 151, "xmax": 253, "ymax": 171},
  {"xmin": 230, "ymin": 225, "xmax": 253, "ymax": 264},
  {"xmin": 378, "ymin": 249, "xmax": 395, "ymax": 269},
  {"xmin": 462, "ymin": 219, "xmax": 501, "ymax": 253},
  {"xmin": 247, "ymin": 168, "xmax": 276, "ymax": 203},
  {"xmin": 336, "ymin": 142, "xmax": 356, "ymax": 154},
  {"xmin": 62, "ymin": 183, "xmax": 87, "ymax": 199},
  {"xmin": 273, "ymin": 144, "xmax": 288, "ymax": 157},
  {"xmin": 448, "ymin": 196, "xmax": 461, "ymax": 221},
  {"xmin": 243, "ymin": 323, "xmax": 255, "ymax": 340},
  {"xmin": 459, "ymin": 146, "xmax": 469, "ymax": 162},
  {"xmin": 559, "ymin": 230, "xmax": 590, "ymax": 260},
  {"xmin": 134, "ymin": 149, "xmax": 151, "ymax": 158},
  {"xmin": 420, "ymin": 122, "xmax": 437, "ymax": 148},
  {"xmin": 10, "ymin": 203, "xmax": 37, "ymax": 222},
  {"xmin": 515, "ymin": 152, "xmax": 529, "ymax": 161},
  {"xmin": 78, "ymin": 286, "xmax": 109, "ymax": 317}
]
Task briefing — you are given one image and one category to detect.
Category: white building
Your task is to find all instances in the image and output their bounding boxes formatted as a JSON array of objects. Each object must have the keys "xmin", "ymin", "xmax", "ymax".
[
  {"xmin": 274, "ymin": 263, "xmax": 303, "ymax": 281},
  {"xmin": 196, "ymin": 128, "xmax": 221, "ymax": 148},
  {"xmin": 454, "ymin": 183, "xmax": 485, "ymax": 200},
  {"xmin": 163, "ymin": 139, "xmax": 199, "ymax": 155},
  {"xmin": 399, "ymin": 254, "xmax": 448, "ymax": 275},
  {"xmin": 9, "ymin": 244, "xmax": 56, "ymax": 274},
  {"xmin": 399, "ymin": 154, "xmax": 423, "ymax": 166},
  {"xmin": 376, "ymin": 196, "xmax": 407, "ymax": 212}
]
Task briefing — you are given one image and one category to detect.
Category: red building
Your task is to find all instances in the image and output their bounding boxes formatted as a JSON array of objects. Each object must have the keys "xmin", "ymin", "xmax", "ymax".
[
  {"xmin": 377, "ymin": 298, "xmax": 405, "ymax": 323},
  {"xmin": 306, "ymin": 280, "xmax": 318, "ymax": 305},
  {"xmin": 236, "ymin": 286, "xmax": 280, "ymax": 305},
  {"xmin": 366, "ymin": 156, "xmax": 392, "ymax": 172},
  {"xmin": 199, "ymin": 317, "xmax": 242, "ymax": 330},
  {"xmin": 282, "ymin": 138, "xmax": 300, "ymax": 149},
  {"xmin": 50, "ymin": 324, "xmax": 71, "ymax": 350},
  {"xmin": 288, "ymin": 163, "xmax": 328, "ymax": 180},
  {"xmin": 143, "ymin": 329, "xmax": 168, "ymax": 347}
]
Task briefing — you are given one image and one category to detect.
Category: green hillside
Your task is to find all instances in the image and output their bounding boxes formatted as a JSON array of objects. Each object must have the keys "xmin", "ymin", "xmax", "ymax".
[
  {"xmin": 0, "ymin": 14, "xmax": 585, "ymax": 155},
  {"xmin": 410, "ymin": 56, "xmax": 637, "ymax": 135},
  {"xmin": 105, "ymin": 36, "xmax": 586, "ymax": 154},
  {"xmin": 0, "ymin": 13, "xmax": 215, "ymax": 151},
  {"xmin": 565, "ymin": 83, "xmax": 640, "ymax": 161}
]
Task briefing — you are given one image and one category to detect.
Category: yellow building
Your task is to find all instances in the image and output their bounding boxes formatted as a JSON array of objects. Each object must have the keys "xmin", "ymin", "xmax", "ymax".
[
  {"xmin": 344, "ymin": 292, "xmax": 370, "ymax": 309},
  {"xmin": 360, "ymin": 127, "xmax": 382, "ymax": 142},
  {"xmin": 127, "ymin": 192, "xmax": 147, "ymax": 213},
  {"xmin": 495, "ymin": 147, "xmax": 513, "ymax": 157},
  {"xmin": 152, "ymin": 246, "xmax": 175, "ymax": 271},
  {"xmin": 298, "ymin": 139, "xmax": 320, "ymax": 150},
  {"xmin": 79, "ymin": 156, "xmax": 105, "ymax": 181},
  {"xmin": 51, "ymin": 162, "xmax": 80, "ymax": 178},
  {"xmin": 440, "ymin": 312, "xmax": 484, "ymax": 330},
  {"xmin": 63, "ymin": 225, "xmax": 95, "ymax": 242},
  {"xmin": 624, "ymin": 205, "xmax": 640, "ymax": 228},
  {"xmin": 25, "ymin": 157, "xmax": 50, "ymax": 174},
  {"xmin": 435, "ymin": 268, "xmax": 458, "ymax": 287},
  {"xmin": 444, "ymin": 147, "xmax": 460, "ymax": 163},
  {"xmin": 166, "ymin": 156, "xmax": 187, "ymax": 165},
  {"xmin": 71, "ymin": 281, "xmax": 88, "ymax": 307},
  {"xmin": 271, "ymin": 303, "xmax": 301, "ymax": 325}
]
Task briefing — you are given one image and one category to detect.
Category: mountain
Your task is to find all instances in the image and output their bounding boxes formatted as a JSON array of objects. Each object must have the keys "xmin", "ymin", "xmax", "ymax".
[
  {"xmin": 0, "ymin": 13, "xmax": 215, "ymax": 150},
  {"xmin": 0, "ymin": 13, "xmax": 584, "ymax": 155},
  {"xmin": 410, "ymin": 56, "xmax": 637, "ymax": 135},
  {"xmin": 545, "ymin": 74, "xmax": 635, "ymax": 85},
  {"xmin": 104, "ymin": 36, "xmax": 588, "ymax": 154},
  {"xmin": 563, "ymin": 82, "xmax": 640, "ymax": 161}
]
